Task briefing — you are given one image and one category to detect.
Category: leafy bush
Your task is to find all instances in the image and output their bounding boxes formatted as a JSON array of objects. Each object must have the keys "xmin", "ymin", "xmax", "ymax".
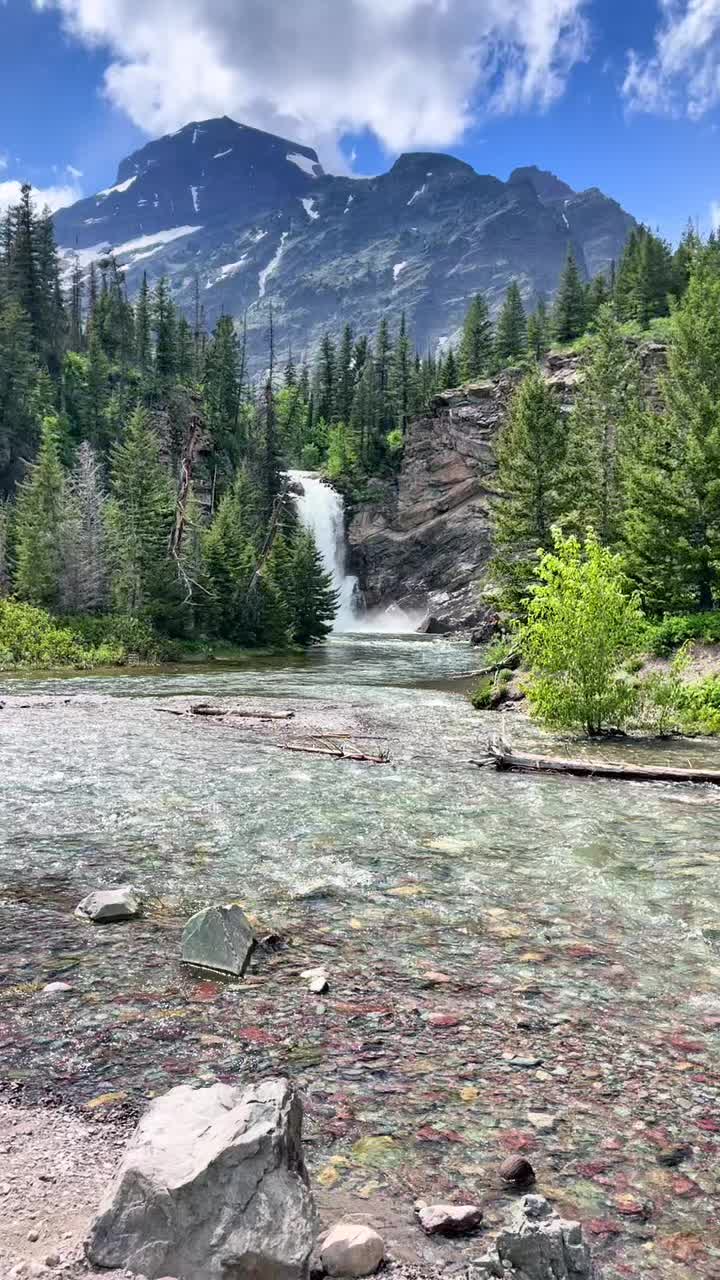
[
  {"xmin": 62, "ymin": 614, "xmax": 174, "ymax": 662},
  {"xmin": 647, "ymin": 612, "xmax": 720, "ymax": 656},
  {"xmin": 0, "ymin": 600, "xmax": 88, "ymax": 668},
  {"xmin": 470, "ymin": 668, "xmax": 513, "ymax": 710},
  {"xmin": 636, "ymin": 646, "xmax": 691, "ymax": 736},
  {"xmin": 522, "ymin": 530, "xmax": 645, "ymax": 735},
  {"xmin": 676, "ymin": 676, "xmax": 720, "ymax": 735}
]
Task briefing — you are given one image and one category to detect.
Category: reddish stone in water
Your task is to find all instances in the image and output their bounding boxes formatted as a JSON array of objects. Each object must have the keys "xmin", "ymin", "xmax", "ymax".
[
  {"xmin": 191, "ymin": 982, "xmax": 220, "ymax": 1000},
  {"xmin": 498, "ymin": 1130, "xmax": 538, "ymax": 1154},
  {"xmin": 662, "ymin": 1232, "xmax": 707, "ymax": 1264},
  {"xmin": 668, "ymin": 1035, "xmax": 704, "ymax": 1053},
  {"xmin": 427, "ymin": 1013, "xmax": 463, "ymax": 1028},
  {"xmin": 587, "ymin": 1219, "xmax": 622, "ymax": 1237},
  {"xmin": 236, "ymin": 1026, "xmax": 278, "ymax": 1045},
  {"xmin": 565, "ymin": 945, "xmax": 600, "ymax": 959},
  {"xmin": 613, "ymin": 1195, "xmax": 651, "ymax": 1219},
  {"xmin": 697, "ymin": 1116, "xmax": 720, "ymax": 1132},
  {"xmin": 416, "ymin": 1126, "xmax": 463, "ymax": 1143},
  {"xmin": 577, "ymin": 1161, "xmax": 611, "ymax": 1178},
  {"xmin": 672, "ymin": 1176, "xmax": 701, "ymax": 1198}
]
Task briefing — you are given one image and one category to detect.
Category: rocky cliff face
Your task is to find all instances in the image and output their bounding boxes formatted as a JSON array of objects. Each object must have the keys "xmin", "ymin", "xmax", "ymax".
[
  {"xmin": 54, "ymin": 117, "xmax": 636, "ymax": 371},
  {"xmin": 348, "ymin": 344, "xmax": 667, "ymax": 634}
]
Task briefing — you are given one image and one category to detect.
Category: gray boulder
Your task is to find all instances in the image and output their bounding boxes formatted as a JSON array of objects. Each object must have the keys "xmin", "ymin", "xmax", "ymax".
[
  {"xmin": 181, "ymin": 902, "xmax": 255, "ymax": 976},
  {"xmin": 471, "ymin": 1196, "xmax": 594, "ymax": 1280},
  {"xmin": 320, "ymin": 1223, "xmax": 385, "ymax": 1277},
  {"xmin": 75, "ymin": 885, "xmax": 140, "ymax": 922},
  {"xmin": 417, "ymin": 1203, "xmax": 483, "ymax": 1236},
  {"xmin": 86, "ymin": 1078, "xmax": 315, "ymax": 1280}
]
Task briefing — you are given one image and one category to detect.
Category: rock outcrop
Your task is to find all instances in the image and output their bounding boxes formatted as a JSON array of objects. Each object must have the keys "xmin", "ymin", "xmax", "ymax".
[
  {"xmin": 471, "ymin": 1195, "xmax": 594, "ymax": 1280},
  {"xmin": 181, "ymin": 902, "xmax": 256, "ymax": 976},
  {"xmin": 86, "ymin": 1078, "xmax": 315, "ymax": 1280},
  {"xmin": 348, "ymin": 343, "xmax": 667, "ymax": 633}
]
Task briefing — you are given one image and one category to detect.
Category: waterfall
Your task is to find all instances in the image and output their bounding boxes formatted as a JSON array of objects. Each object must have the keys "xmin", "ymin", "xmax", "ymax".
[
  {"xmin": 288, "ymin": 470, "xmax": 426, "ymax": 634},
  {"xmin": 288, "ymin": 471, "xmax": 360, "ymax": 631}
]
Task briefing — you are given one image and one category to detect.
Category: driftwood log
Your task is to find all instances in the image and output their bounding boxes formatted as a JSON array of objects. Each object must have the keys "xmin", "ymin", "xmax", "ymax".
[{"xmin": 481, "ymin": 739, "xmax": 720, "ymax": 787}]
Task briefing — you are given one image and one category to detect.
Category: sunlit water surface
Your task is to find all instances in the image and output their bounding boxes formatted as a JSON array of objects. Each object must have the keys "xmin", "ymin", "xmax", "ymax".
[{"xmin": 1, "ymin": 634, "xmax": 720, "ymax": 1278}]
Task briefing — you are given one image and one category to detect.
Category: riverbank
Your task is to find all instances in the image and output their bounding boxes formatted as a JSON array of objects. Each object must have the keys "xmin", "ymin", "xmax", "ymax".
[{"xmin": 2, "ymin": 641, "xmax": 720, "ymax": 1279}]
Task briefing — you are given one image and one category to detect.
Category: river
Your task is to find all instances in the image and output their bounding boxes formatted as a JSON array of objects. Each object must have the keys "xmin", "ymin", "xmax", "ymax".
[{"xmin": 1, "ymin": 634, "xmax": 720, "ymax": 1277}]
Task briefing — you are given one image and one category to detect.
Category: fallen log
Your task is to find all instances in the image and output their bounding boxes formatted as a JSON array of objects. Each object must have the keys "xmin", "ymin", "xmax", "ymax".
[
  {"xmin": 280, "ymin": 743, "xmax": 390, "ymax": 763},
  {"xmin": 154, "ymin": 705, "xmax": 295, "ymax": 721},
  {"xmin": 481, "ymin": 740, "xmax": 720, "ymax": 787}
]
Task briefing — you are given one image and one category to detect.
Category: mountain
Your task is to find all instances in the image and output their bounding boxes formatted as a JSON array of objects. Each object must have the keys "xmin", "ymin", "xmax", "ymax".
[{"xmin": 53, "ymin": 117, "xmax": 636, "ymax": 367}]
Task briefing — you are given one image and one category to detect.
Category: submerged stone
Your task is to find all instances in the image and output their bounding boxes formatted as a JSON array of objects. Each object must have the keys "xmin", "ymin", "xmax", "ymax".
[
  {"xmin": 86, "ymin": 1078, "xmax": 315, "ymax": 1280},
  {"xmin": 75, "ymin": 885, "xmax": 141, "ymax": 923},
  {"xmin": 417, "ymin": 1203, "xmax": 484, "ymax": 1235},
  {"xmin": 181, "ymin": 903, "xmax": 255, "ymax": 976}
]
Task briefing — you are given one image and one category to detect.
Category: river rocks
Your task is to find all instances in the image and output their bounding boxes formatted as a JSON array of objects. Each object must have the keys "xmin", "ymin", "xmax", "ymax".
[
  {"xmin": 499, "ymin": 1156, "xmax": 535, "ymax": 1187},
  {"xmin": 302, "ymin": 967, "xmax": 329, "ymax": 994},
  {"xmin": 417, "ymin": 1203, "xmax": 484, "ymax": 1235},
  {"xmin": 75, "ymin": 885, "xmax": 140, "ymax": 923},
  {"xmin": 320, "ymin": 1223, "xmax": 385, "ymax": 1276},
  {"xmin": 471, "ymin": 1196, "xmax": 594, "ymax": 1280},
  {"xmin": 180, "ymin": 902, "xmax": 255, "ymax": 976},
  {"xmin": 86, "ymin": 1078, "xmax": 315, "ymax": 1280}
]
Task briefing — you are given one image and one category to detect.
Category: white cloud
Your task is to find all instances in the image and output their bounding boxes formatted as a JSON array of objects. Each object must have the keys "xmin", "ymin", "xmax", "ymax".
[
  {"xmin": 624, "ymin": 0, "xmax": 720, "ymax": 119},
  {"xmin": 0, "ymin": 153, "xmax": 8, "ymax": 172},
  {"xmin": 66, "ymin": 163, "xmax": 84, "ymax": 179},
  {"xmin": 33, "ymin": 0, "xmax": 589, "ymax": 163},
  {"xmin": 0, "ymin": 179, "xmax": 83, "ymax": 214},
  {"xmin": 711, "ymin": 200, "xmax": 720, "ymax": 230}
]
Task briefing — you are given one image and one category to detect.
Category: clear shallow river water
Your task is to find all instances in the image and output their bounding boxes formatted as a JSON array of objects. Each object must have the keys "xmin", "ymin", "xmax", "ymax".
[{"xmin": 1, "ymin": 634, "xmax": 720, "ymax": 1278}]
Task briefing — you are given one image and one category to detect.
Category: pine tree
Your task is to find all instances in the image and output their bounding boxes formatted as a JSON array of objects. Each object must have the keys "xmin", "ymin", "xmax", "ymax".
[
  {"xmin": 441, "ymin": 346, "xmax": 459, "ymax": 389},
  {"xmin": 552, "ymin": 249, "xmax": 586, "ymax": 343},
  {"xmin": 59, "ymin": 442, "xmax": 107, "ymax": 613},
  {"xmin": 623, "ymin": 253, "xmax": 720, "ymax": 612},
  {"xmin": 0, "ymin": 300, "xmax": 38, "ymax": 495},
  {"xmin": 104, "ymin": 407, "xmax": 175, "ymax": 620},
  {"xmin": 527, "ymin": 299, "xmax": 550, "ymax": 362},
  {"xmin": 287, "ymin": 529, "xmax": 338, "ymax": 645},
  {"xmin": 202, "ymin": 468, "xmax": 259, "ymax": 640},
  {"xmin": 14, "ymin": 416, "xmax": 66, "ymax": 609},
  {"xmin": 374, "ymin": 318, "xmax": 394, "ymax": 433},
  {"xmin": 495, "ymin": 282, "xmax": 527, "ymax": 365},
  {"xmin": 135, "ymin": 273, "xmax": 151, "ymax": 372},
  {"xmin": 316, "ymin": 332, "xmax": 336, "ymax": 424},
  {"xmin": 563, "ymin": 304, "xmax": 642, "ymax": 544},
  {"xmin": 335, "ymin": 323, "xmax": 355, "ymax": 425},
  {"xmin": 0, "ymin": 500, "xmax": 11, "ymax": 596},
  {"xmin": 390, "ymin": 312, "xmax": 412, "ymax": 433},
  {"xmin": 204, "ymin": 314, "xmax": 241, "ymax": 474},
  {"xmin": 492, "ymin": 370, "xmax": 568, "ymax": 605},
  {"xmin": 459, "ymin": 294, "xmax": 493, "ymax": 380},
  {"xmin": 152, "ymin": 277, "xmax": 176, "ymax": 393},
  {"xmin": 350, "ymin": 351, "xmax": 377, "ymax": 467}
]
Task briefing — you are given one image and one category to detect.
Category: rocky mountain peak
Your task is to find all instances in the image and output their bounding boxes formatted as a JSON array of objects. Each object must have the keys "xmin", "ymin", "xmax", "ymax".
[
  {"xmin": 54, "ymin": 116, "xmax": 636, "ymax": 372},
  {"xmin": 508, "ymin": 165, "xmax": 575, "ymax": 205}
]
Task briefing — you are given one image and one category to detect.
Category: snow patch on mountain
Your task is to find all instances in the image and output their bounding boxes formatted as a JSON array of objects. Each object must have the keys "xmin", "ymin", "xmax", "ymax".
[
  {"xmin": 344, "ymin": 195, "xmax": 354, "ymax": 214},
  {"xmin": 300, "ymin": 197, "xmax": 319, "ymax": 220},
  {"xmin": 97, "ymin": 175, "xmax": 137, "ymax": 199},
  {"xmin": 258, "ymin": 231, "xmax": 289, "ymax": 298},
  {"xmin": 393, "ymin": 261, "xmax": 408, "ymax": 281},
  {"xmin": 213, "ymin": 149, "xmax": 233, "ymax": 159},
  {"xmin": 287, "ymin": 152, "xmax": 319, "ymax": 178},
  {"xmin": 206, "ymin": 254, "xmax": 249, "ymax": 288},
  {"xmin": 190, "ymin": 185, "xmax": 201, "ymax": 213},
  {"xmin": 407, "ymin": 185, "xmax": 426, "ymax": 207}
]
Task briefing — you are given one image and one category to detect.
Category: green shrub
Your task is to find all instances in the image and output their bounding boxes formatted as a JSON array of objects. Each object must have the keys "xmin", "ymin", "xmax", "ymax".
[
  {"xmin": 647, "ymin": 612, "xmax": 720, "ymax": 656},
  {"xmin": 0, "ymin": 600, "xmax": 88, "ymax": 668},
  {"xmin": 636, "ymin": 646, "xmax": 691, "ymax": 736},
  {"xmin": 470, "ymin": 667, "xmax": 513, "ymax": 710},
  {"xmin": 522, "ymin": 530, "xmax": 645, "ymax": 735},
  {"xmin": 62, "ymin": 614, "xmax": 174, "ymax": 662},
  {"xmin": 677, "ymin": 676, "xmax": 720, "ymax": 735}
]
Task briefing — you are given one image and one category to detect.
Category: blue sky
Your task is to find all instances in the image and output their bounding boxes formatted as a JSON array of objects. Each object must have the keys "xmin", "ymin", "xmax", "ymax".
[{"xmin": 1, "ymin": 0, "xmax": 719, "ymax": 243}]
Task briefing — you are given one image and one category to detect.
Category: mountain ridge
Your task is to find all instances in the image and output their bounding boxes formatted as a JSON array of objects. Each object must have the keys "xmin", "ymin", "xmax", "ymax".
[{"xmin": 53, "ymin": 116, "xmax": 636, "ymax": 368}]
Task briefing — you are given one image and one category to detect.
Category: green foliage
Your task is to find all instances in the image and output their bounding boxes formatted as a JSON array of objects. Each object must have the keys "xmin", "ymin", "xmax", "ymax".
[
  {"xmin": 562, "ymin": 304, "xmax": 642, "ymax": 543},
  {"xmin": 460, "ymin": 294, "xmax": 494, "ymax": 380},
  {"xmin": 646, "ymin": 611, "xmax": 720, "ymax": 655},
  {"xmin": 286, "ymin": 529, "xmax": 338, "ymax": 646},
  {"xmin": 675, "ymin": 675, "xmax": 720, "ymax": 734},
  {"xmin": 14, "ymin": 416, "xmax": 65, "ymax": 609},
  {"xmin": 495, "ymin": 282, "xmax": 527, "ymax": 365},
  {"xmin": 552, "ymin": 248, "xmax": 586, "ymax": 343},
  {"xmin": 469, "ymin": 667, "xmax": 513, "ymax": 710},
  {"xmin": 61, "ymin": 613, "xmax": 175, "ymax": 663},
  {"xmin": 623, "ymin": 252, "xmax": 720, "ymax": 613},
  {"xmin": 522, "ymin": 530, "xmax": 646, "ymax": 735},
  {"xmin": 636, "ymin": 645, "xmax": 691, "ymax": 736},
  {"xmin": 492, "ymin": 371, "xmax": 568, "ymax": 606}
]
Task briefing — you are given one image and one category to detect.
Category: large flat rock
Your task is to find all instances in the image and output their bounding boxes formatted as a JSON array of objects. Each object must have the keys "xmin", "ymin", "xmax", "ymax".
[
  {"xmin": 86, "ymin": 1078, "xmax": 316, "ymax": 1280},
  {"xmin": 181, "ymin": 902, "xmax": 255, "ymax": 976}
]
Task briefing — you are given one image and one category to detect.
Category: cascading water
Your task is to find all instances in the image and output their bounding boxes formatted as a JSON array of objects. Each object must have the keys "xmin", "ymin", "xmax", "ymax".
[
  {"xmin": 288, "ymin": 471, "xmax": 361, "ymax": 631},
  {"xmin": 287, "ymin": 470, "xmax": 422, "ymax": 634}
]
